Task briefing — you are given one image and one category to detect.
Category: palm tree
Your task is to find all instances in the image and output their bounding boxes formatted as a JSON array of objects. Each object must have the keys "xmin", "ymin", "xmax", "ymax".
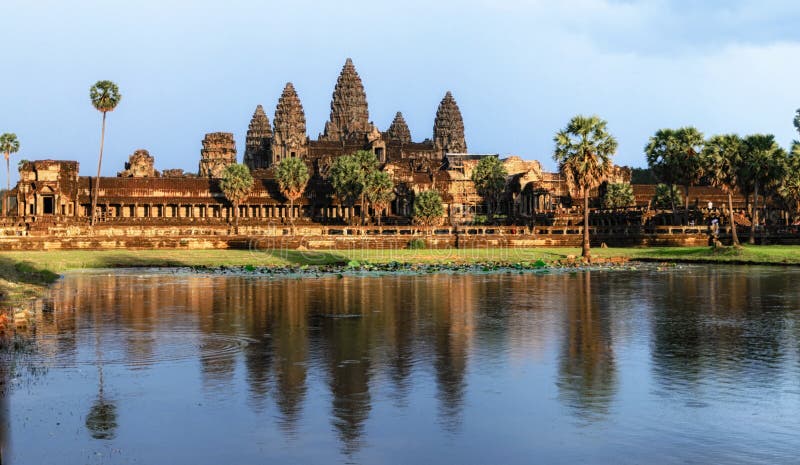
[
  {"xmin": 471, "ymin": 156, "xmax": 508, "ymax": 222},
  {"xmin": 702, "ymin": 134, "xmax": 744, "ymax": 247},
  {"xmin": 553, "ymin": 115, "xmax": 618, "ymax": 261},
  {"xmin": 364, "ymin": 171, "xmax": 395, "ymax": 225},
  {"xmin": 275, "ymin": 157, "xmax": 310, "ymax": 229},
  {"xmin": 219, "ymin": 163, "xmax": 254, "ymax": 234},
  {"xmin": 740, "ymin": 134, "xmax": 786, "ymax": 244},
  {"xmin": 89, "ymin": 80, "xmax": 122, "ymax": 225},
  {"xmin": 0, "ymin": 133, "xmax": 20, "ymax": 192},
  {"xmin": 645, "ymin": 127, "xmax": 704, "ymax": 224}
]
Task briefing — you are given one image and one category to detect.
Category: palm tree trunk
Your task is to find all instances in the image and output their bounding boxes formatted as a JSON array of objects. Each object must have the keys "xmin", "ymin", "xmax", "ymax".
[
  {"xmin": 749, "ymin": 182, "xmax": 758, "ymax": 244},
  {"xmin": 684, "ymin": 184, "xmax": 690, "ymax": 225},
  {"xmin": 670, "ymin": 185, "xmax": 677, "ymax": 225},
  {"xmin": 234, "ymin": 201, "xmax": 239, "ymax": 234},
  {"xmin": 91, "ymin": 112, "xmax": 107, "ymax": 226},
  {"xmin": 729, "ymin": 191, "xmax": 739, "ymax": 247},
  {"xmin": 582, "ymin": 192, "xmax": 591, "ymax": 260},
  {"xmin": 5, "ymin": 153, "xmax": 9, "ymax": 192}
]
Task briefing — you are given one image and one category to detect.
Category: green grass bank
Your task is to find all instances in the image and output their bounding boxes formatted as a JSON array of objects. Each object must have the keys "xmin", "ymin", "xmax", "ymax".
[{"xmin": 2, "ymin": 245, "xmax": 800, "ymax": 306}]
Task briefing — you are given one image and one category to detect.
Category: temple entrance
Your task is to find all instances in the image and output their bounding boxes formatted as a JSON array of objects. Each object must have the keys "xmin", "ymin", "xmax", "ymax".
[{"xmin": 42, "ymin": 196, "xmax": 55, "ymax": 215}]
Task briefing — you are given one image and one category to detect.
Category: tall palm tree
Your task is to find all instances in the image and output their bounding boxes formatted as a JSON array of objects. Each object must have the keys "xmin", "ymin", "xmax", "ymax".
[
  {"xmin": 702, "ymin": 134, "xmax": 743, "ymax": 247},
  {"xmin": 740, "ymin": 134, "xmax": 786, "ymax": 244},
  {"xmin": 645, "ymin": 127, "xmax": 704, "ymax": 225},
  {"xmin": 275, "ymin": 157, "xmax": 310, "ymax": 230},
  {"xmin": 219, "ymin": 163, "xmax": 254, "ymax": 234},
  {"xmin": 0, "ymin": 133, "xmax": 20, "ymax": 192},
  {"xmin": 89, "ymin": 80, "xmax": 121, "ymax": 225},
  {"xmin": 553, "ymin": 115, "xmax": 618, "ymax": 260}
]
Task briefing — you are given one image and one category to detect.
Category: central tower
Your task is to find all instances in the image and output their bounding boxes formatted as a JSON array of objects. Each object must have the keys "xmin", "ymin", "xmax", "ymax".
[{"xmin": 320, "ymin": 58, "xmax": 371, "ymax": 143}]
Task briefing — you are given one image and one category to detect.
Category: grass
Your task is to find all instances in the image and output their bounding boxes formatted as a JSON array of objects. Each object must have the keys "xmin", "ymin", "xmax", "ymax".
[{"xmin": 0, "ymin": 244, "xmax": 799, "ymax": 305}]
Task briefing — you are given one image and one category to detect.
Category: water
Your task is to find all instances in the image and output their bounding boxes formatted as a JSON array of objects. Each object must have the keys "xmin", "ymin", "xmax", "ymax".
[{"xmin": 3, "ymin": 266, "xmax": 800, "ymax": 464}]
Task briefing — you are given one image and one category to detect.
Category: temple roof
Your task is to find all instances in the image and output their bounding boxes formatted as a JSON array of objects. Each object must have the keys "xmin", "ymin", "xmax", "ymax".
[
  {"xmin": 273, "ymin": 83, "xmax": 307, "ymax": 143},
  {"xmin": 386, "ymin": 112, "xmax": 412, "ymax": 144},
  {"xmin": 433, "ymin": 91, "xmax": 467, "ymax": 153},
  {"xmin": 320, "ymin": 58, "xmax": 370, "ymax": 142}
]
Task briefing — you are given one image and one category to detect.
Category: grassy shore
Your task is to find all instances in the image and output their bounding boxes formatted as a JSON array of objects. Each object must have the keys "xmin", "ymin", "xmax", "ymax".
[
  {"xmin": 2, "ymin": 244, "xmax": 800, "ymax": 274},
  {"xmin": 1, "ymin": 245, "xmax": 799, "ymax": 305}
]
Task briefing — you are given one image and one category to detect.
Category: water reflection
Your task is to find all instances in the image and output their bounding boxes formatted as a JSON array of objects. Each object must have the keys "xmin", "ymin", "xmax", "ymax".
[
  {"xmin": 557, "ymin": 272, "xmax": 617, "ymax": 421},
  {"xmin": 7, "ymin": 267, "xmax": 800, "ymax": 464}
]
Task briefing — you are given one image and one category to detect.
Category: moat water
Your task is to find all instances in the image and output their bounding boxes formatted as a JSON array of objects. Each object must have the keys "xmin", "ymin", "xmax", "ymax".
[{"xmin": 3, "ymin": 266, "xmax": 800, "ymax": 464}]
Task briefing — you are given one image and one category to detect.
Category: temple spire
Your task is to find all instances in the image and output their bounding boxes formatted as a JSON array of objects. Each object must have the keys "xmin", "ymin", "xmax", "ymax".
[
  {"xmin": 272, "ymin": 83, "xmax": 308, "ymax": 163},
  {"xmin": 321, "ymin": 58, "xmax": 371, "ymax": 142},
  {"xmin": 244, "ymin": 105, "xmax": 273, "ymax": 170},
  {"xmin": 386, "ymin": 112, "xmax": 411, "ymax": 144},
  {"xmin": 433, "ymin": 91, "xmax": 467, "ymax": 155}
]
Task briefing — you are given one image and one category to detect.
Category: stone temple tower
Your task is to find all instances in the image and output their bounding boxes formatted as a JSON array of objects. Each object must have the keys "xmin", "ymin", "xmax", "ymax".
[
  {"xmin": 271, "ymin": 83, "xmax": 308, "ymax": 164},
  {"xmin": 243, "ymin": 105, "xmax": 273, "ymax": 170},
  {"xmin": 198, "ymin": 132, "xmax": 237, "ymax": 178},
  {"xmin": 386, "ymin": 112, "xmax": 412, "ymax": 144},
  {"xmin": 320, "ymin": 58, "xmax": 371, "ymax": 143},
  {"xmin": 433, "ymin": 91, "xmax": 467, "ymax": 156}
]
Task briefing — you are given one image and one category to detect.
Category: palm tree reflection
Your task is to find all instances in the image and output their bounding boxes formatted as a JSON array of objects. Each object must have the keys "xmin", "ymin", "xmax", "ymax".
[{"xmin": 557, "ymin": 272, "xmax": 617, "ymax": 421}]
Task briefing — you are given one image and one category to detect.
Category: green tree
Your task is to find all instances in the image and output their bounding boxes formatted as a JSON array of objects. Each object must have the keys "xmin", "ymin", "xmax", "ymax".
[
  {"xmin": 471, "ymin": 156, "xmax": 507, "ymax": 222},
  {"xmin": 275, "ymin": 157, "xmax": 310, "ymax": 227},
  {"xmin": 0, "ymin": 133, "xmax": 20, "ymax": 192},
  {"xmin": 329, "ymin": 150, "xmax": 379, "ymax": 224},
  {"xmin": 364, "ymin": 171, "xmax": 395, "ymax": 225},
  {"xmin": 780, "ymin": 145, "xmax": 800, "ymax": 224},
  {"xmin": 602, "ymin": 182, "xmax": 634, "ymax": 209},
  {"xmin": 89, "ymin": 80, "xmax": 122, "ymax": 225},
  {"xmin": 644, "ymin": 127, "xmax": 704, "ymax": 224},
  {"xmin": 702, "ymin": 134, "xmax": 744, "ymax": 246},
  {"xmin": 553, "ymin": 115, "xmax": 618, "ymax": 260},
  {"xmin": 413, "ymin": 190, "xmax": 444, "ymax": 227},
  {"xmin": 219, "ymin": 163, "xmax": 254, "ymax": 233},
  {"xmin": 739, "ymin": 134, "xmax": 787, "ymax": 244},
  {"xmin": 652, "ymin": 184, "xmax": 683, "ymax": 209}
]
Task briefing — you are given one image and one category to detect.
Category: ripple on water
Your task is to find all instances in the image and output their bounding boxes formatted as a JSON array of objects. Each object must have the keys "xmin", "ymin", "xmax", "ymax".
[{"xmin": 21, "ymin": 328, "xmax": 258, "ymax": 369}]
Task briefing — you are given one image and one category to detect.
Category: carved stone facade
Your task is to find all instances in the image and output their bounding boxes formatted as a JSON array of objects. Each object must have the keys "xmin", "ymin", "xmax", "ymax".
[
  {"xmin": 386, "ymin": 112, "xmax": 412, "ymax": 144},
  {"xmin": 198, "ymin": 132, "xmax": 237, "ymax": 178},
  {"xmin": 320, "ymin": 58, "xmax": 372, "ymax": 143},
  {"xmin": 271, "ymin": 83, "xmax": 308, "ymax": 165},
  {"xmin": 433, "ymin": 92, "xmax": 467, "ymax": 156},
  {"xmin": 118, "ymin": 149, "xmax": 158, "ymax": 178},
  {"xmin": 243, "ymin": 105, "xmax": 272, "ymax": 171}
]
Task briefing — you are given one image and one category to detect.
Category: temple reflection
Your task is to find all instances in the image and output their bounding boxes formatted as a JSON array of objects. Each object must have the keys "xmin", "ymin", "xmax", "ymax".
[{"xmin": 20, "ymin": 268, "xmax": 800, "ymax": 454}]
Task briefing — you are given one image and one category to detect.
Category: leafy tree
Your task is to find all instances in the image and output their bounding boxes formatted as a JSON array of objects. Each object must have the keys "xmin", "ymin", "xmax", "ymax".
[
  {"xmin": 471, "ymin": 156, "xmax": 507, "ymax": 222},
  {"xmin": 739, "ymin": 134, "xmax": 787, "ymax": 244},
  {"xmin": 794, "ymin": 109, "xmax": 800, "ymax": 135},
  {"xmin": 0, "ymin": 133, "xmax": 20, "ymax": 192},
  {"xmin": 364, "ymin": 171, "xmax": 395, "ymax": 225},
  {"xmin": 413, "ymin": 190, "xmax": 444, "ymax": 227},
  {"xmin": 329, "ymin": 154, "xmax": 365, "ymax": 223},
  {"xmin": 553, "ymin": 115, "xmax": 618, "ymax": 260},
  {"xmin": 220, "ymin": 163, "xmax": 254, "ymax": 233},
  {"xmin": 329, "ymin": 150, "xmax": 380, "ymax": 224},
  {"xmin": 629, "ymin": 167, "xmax": 657, "ymax": 184},
  {"xmin": 652, "ymin": 184, "xmax": 683, "ymax": 209},
  {"xmin": 644, "ymin": 127, "xmax": 704, "ymax": 224},
  {"xmin": 602, "ymin": 182, "xmax": 634, "ymax": 209},
  {"xmin": 275, "ymin": 157, "xmax": 310, "ymax": 226},
  {"xmin": 780, "ymin": 145, "xmax": 800, "ymax": 224},
  {"xmin": 702, "ymin": 134, "xmax": 744, "ymax": 246},
  {"xmin": 89, "ymin": 80, "xmax": 121, "ymax": 225}
]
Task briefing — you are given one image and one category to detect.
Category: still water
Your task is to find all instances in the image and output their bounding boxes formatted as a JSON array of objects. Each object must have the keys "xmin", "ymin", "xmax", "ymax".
[{"xmin": 3, "ymin": 266, "xmax": 800, "ymax": 464}]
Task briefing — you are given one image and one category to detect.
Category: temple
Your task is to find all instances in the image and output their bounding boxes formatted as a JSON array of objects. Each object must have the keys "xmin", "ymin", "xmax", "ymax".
[{"xmin": 3, "ymin": 58, "xmax": 759, "ymax": 248}]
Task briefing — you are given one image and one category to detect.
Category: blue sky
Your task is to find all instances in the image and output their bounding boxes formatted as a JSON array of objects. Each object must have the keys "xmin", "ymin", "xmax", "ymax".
[{"xmin": 1, "ymin": 0, "xmax": 799, "ymax": 183}]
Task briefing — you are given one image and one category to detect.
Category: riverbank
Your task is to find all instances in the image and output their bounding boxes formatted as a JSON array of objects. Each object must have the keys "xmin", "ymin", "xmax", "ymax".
[
  {"xmin": 3, "ymin": 245, "xmax": 800, "ymax": 277},
  {"xmin": 0, "ymin": 245, "xmax": 798, "ymax": 300}
]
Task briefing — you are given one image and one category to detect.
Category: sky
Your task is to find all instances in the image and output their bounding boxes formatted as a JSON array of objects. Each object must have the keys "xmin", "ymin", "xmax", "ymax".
[{"xmin": 1, "ymin": 0, "xmax": 799, "ymax": 184}]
